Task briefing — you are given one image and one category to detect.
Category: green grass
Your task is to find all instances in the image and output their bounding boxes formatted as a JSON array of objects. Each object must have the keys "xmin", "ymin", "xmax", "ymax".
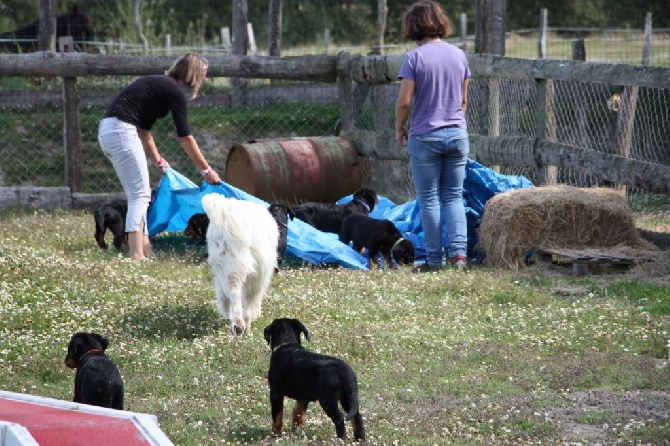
[{"xmin": 0, "ymin": 208, "xmax": 669, "ymax": 445}]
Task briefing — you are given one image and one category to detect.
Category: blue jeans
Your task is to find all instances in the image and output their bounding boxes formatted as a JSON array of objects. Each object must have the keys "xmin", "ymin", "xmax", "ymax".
[
  {"xmin": 408, "ymin": 127, "xmax": 469, "ymax": 266},
  {"xmin": 98, "ymin": 117, "xmax": 151, "ymax": 235}
]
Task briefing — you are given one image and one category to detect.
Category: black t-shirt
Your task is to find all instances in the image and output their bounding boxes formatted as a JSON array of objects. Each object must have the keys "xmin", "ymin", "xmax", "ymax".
[{"xmin": 104, "ymin": 75, "xmax": 191, "ymax": 137}]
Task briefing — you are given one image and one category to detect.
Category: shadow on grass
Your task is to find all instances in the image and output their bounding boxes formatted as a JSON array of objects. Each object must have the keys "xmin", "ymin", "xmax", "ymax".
[
  {"xmin": 151, "ymin": 234, "xmax": 337, "ymax": 270},
  {"xmin": 151, "ymin": 233, "xmax": 208, "ymax": 263},
  {"xmin": 119, "ymin": 302, "xmax": 224, "ymax": 340}
]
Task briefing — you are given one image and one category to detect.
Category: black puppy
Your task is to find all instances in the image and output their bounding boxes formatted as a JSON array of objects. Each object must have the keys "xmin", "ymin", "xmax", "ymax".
[
  {"xmin": 291, "ymin": 188, "xmax": 378, "ymax": 235},
  {"xmin": 264, "ymin": 318, "xmax": 365, "ymax": 442},
  {"xmin": 64, "ymin": 332, "xmax": 124, "ymax": 410},
  {"xmin": 94, "ymin": 199, "xmax": 128, "ymax": 251},
  {"xmin": 340, "ymin": 213, "xmax": 415, "ymax": 270},
  {"xmin": 268, "ymin": 204, "xmax": 295, "ymax": 268},
  {"xmin": 184, "ymin": 212, "xmax": 210, "ymax": 242}
]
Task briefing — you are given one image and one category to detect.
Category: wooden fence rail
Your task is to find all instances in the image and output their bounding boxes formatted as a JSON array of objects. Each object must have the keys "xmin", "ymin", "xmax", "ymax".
[{"xmin": 0, "ymin": 51, "xmax": 669, "ymax": 209}]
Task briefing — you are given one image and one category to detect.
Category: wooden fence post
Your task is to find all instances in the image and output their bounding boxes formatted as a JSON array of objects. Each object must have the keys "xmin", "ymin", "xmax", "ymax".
[
  {"xmin": 642, "ymin": 12, "xmax": 652, "ymax": 66},
  {"xmin": 536, "ymin": 79, "xmax": 557, "ymax": 185},
  {"xmin": 59, "ymin": 36, "xmax": 82, "ymax": 193},
  {"xmin": 475, "ymin": 0, "xmax": 505, "ymax": 171},
  {"xmin": 460, "ymin": 13, "xmax": 468, "ymax": 51},
  {"xmin": 571, "ymin": 38, "xmax": 589, "ymax": 152},
  {"xmin": 221, "ymin": 27, "xmax": 231, "ymax": 53},
  {"xmin": 324, "ymin": 28, "xmax": 330, "ymax": 54},
  {"xmin": 610, "ymin": 14, "xmax": 650, "ymax": 195},
  {"xmin": 571, "ymin": 38, "xmax": 586, "ymax": 61},
  {"xmin": 336, "ymin": 53, "xmax": 354, "ymax": 133},
  {"xmin": 247, "ymin": 23, "xmax": 257, "ymax": 54},
  {"xmin": 536, "ymin": 7, "xmax": 557, "ymax": 185},
  {"xmin": 538, "ymin": 8, "xmax": 547, "ymax": 59}
]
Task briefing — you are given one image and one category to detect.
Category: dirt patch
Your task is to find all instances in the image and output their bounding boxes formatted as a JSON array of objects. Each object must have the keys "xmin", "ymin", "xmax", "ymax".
[{"xmin": 542, "ymin": 389, "xmax": 670, "ymax": 444}]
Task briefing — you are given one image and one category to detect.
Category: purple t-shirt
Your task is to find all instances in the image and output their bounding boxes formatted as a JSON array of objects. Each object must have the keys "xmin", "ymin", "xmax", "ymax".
[{"xmin": 398, "ymin": 41, "xmax": 470, "ymax": 136}]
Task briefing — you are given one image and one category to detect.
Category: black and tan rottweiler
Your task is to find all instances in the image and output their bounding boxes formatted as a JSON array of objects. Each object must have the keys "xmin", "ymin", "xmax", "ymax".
[
  {"xmin": 64, "ymin": 332, "xmax": 124, "ymax": 410},
  {"xmin": 94, "ymin": 199, "xmax": 128, "ymax": 251},
  {"xmin": 290, "ymin": 188, "xmax": 378, "ymax": 235},
  {"xmin": 183, "ymin": 212, "xmax": 210, "ymax": 242},
  {"xmin": 264, "ymin": 318, "xmax": 365, "ymax": 442},
  {"xmin": 340, "ymin": 213, "xmax": 415, "ymax": 270}
]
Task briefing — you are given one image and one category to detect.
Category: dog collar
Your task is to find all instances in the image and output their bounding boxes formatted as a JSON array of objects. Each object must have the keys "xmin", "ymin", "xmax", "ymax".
[
  {"xmin": 81, "ymin": 348, "xmax": 102, "ymax": 358},
  {"xmin": 391, "ymin": 237, "xmax": 405, "ymax": 252},
  {"xmin": 272, "ymin": 342, "xmax": 298, "ymax": 352},
  {"xmin": 353, "ymin": 198, "xmax": 370, "ymax": 213}
]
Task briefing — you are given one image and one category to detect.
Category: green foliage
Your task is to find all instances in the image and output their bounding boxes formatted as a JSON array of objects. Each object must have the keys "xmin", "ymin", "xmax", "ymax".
[{"xmin": 1, "ymin": 0, "xmax": 668, "ymax": 50}]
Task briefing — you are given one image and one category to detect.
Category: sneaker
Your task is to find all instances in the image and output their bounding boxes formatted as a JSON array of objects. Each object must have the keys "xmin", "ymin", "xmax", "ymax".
[
  {"xmin": 411, "ymin": 263, "xmax": 443, "ymax": 274},
  {"xmin": 450, "ymin": 255, "xmax": 468, "ymax": 270}
]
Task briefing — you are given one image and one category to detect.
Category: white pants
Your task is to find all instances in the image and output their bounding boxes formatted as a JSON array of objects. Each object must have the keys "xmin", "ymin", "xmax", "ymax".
[{"xmin": 98, "ymin": 117, "xmax": 151, "ymax": 235}]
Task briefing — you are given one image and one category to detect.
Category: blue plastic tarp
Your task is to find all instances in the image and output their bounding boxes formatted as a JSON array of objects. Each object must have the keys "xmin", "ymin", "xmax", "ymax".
[
  {"xmin": 147, "ymin": 169, "xmax": 369, "ymax": 269},
  {"xmin": 147, "ymin": 160, "xmax": 533, "ymax": 270}
]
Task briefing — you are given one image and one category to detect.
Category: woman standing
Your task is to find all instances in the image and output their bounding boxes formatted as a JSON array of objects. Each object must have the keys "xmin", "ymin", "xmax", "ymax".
[
  {"xmin": 395, "ymin": 1, "xmax": 470, "ymax": 271},
  {"xmin": 98, "ymin": 53, "xmax": 221, "ymax": 259}
]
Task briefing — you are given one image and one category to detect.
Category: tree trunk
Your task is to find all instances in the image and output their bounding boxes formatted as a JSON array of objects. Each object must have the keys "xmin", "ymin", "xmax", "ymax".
[
  {"xmin": 268, "ymin": 0, "xmax": 282, "ymax": 57},
  {"xmin": 374, "ymin": 0, "xmax": 387, "ymax": 55},
  {"xmin": 38, "ymin": 0, "xmax": 57, "ymax": 52},
  {"xmin": 475, "ymin": 0, "xmax": 505, "ymax": 55},
  {"xmin": 232, "ymin": 0, "xmax": 248, "ymax": 106},
  {"xmin": 134, "ymin": 0, "xmax": 149, "ymax": 55}
]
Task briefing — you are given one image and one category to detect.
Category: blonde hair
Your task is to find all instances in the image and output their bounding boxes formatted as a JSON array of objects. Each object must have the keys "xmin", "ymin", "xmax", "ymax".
[{"xmin": 166, "ymin": 53, "xmax": 209, "ymax": 99}]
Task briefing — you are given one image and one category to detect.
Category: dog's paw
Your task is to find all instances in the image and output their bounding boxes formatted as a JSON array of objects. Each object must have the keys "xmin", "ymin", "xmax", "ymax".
[{"xmin": 232, "ymin": 323, "xmax": 245, "ymax": 336}]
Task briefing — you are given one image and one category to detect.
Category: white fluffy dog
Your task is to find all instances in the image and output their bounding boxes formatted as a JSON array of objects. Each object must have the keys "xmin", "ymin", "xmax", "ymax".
[{"xmin": 201, "ymin": 194, "xmax": 279, "ymax": 336}]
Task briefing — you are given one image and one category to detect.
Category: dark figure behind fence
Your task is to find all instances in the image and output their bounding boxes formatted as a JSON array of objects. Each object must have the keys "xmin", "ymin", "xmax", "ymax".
[{"xmin": 0, "ymin": 5, "xmax": 94, "ymax": 53}]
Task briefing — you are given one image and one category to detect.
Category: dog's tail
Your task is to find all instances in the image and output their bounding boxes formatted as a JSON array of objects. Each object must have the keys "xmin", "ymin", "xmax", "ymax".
[
  {"xmin": 201, "ymin": 194, "xmax": 258, "ymax": 248},
  {"xmin": 341, "ymin": 367, "xmax": 361, "ymax": 421},
  {"xmin": 201, "ymin": 194, "xmax": 239, "ymax": 240}
]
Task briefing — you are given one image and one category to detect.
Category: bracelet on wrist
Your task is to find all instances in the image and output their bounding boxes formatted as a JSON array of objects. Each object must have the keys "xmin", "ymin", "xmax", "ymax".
[
  {"xmin": 201, "ymin": 166, "xmax": 213, "ymax": 177},
  {"xmin": 155, "ymin": 157, "xmax": 165, "ymax": 168}
]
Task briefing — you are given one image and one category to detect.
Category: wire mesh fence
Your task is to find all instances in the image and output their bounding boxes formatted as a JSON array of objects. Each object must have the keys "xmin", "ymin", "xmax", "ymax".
[
  {"xmin": 0, "ymin": 2, "xmax": 669, "ymax": 239},
  {"xmin": 0, "ymin": 76, "xmax": 342, "ymax": 193}
]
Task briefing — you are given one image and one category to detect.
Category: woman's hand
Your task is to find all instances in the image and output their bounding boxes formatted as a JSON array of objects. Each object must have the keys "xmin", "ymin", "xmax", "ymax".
[
  {"xmin": 395, "ymin": 127, "xmax": 408, "ymax": 147},
  {"xmin": 202, "ymin": 167, "xmax": 221, "ymax": 185},
  {"xmin": 155, "ymin": 157, "xmax": 170, "ymax": 173}
]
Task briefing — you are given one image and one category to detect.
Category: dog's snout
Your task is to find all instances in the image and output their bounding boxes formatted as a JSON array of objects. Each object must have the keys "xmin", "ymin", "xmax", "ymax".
[{"xmin": 64, "ymin": 355, "xmax": 77, "ymax": 368}]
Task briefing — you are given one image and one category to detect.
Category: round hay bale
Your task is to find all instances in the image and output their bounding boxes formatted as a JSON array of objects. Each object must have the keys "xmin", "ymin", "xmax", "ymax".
[{"xmin": 477, "ymin": 185, "xmax": 655, "ymax": 268}]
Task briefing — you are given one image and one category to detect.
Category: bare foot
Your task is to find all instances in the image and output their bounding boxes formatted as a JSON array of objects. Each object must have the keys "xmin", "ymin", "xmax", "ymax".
[
  {"xmin": 143, "ymin": 236, "xmax": 155, "ymax": 258},
  {"xmin": 143, "ymin": 244, "xmax": 155, "ymax": 258}
]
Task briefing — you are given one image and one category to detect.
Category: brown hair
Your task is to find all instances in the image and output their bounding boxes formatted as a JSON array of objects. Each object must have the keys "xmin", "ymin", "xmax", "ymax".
[
  {"xmin": 401, "ymin": 1, "xmax": 453, "ymax": 42},
  {"xmin": 166, "ymin": 53, "xmax": 209, "ymax": 99}
]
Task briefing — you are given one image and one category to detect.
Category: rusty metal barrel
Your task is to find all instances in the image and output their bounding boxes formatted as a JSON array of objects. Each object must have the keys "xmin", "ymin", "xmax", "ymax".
[{"xmin": 224, "ymin": 136, "xmax": 362, "ymax": 203}]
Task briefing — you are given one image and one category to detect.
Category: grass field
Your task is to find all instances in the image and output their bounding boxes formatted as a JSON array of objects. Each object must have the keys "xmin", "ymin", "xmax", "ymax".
[{"xmin": 0, "ymin": 208, "xmax": 668, "ymax": 445}]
